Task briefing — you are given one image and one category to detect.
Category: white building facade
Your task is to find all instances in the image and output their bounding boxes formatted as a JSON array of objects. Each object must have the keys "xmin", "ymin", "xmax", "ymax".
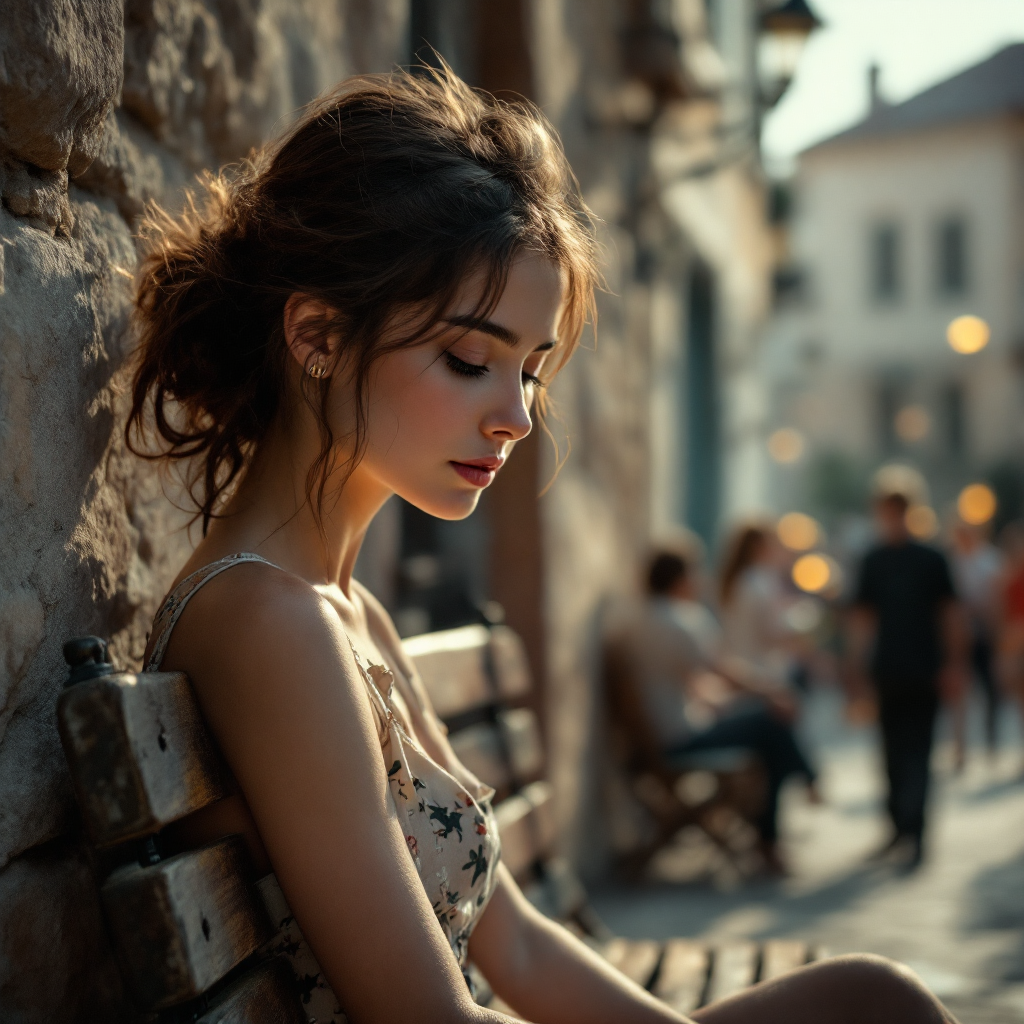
[{"xmin": 764, "ymin": 45, "xmax": 1024, "ymax": 524}]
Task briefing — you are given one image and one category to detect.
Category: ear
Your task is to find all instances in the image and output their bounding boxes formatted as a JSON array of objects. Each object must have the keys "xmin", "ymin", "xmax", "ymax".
[{"xmin": 283, "ymin": 293, "xmax": 337, "ymax": 378}]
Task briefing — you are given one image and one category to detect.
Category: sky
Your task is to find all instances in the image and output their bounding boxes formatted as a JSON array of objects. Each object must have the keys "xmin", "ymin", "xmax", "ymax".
[{"xmin": 761, "ymin": 0, "xmax": 1024, "ymax": 175}]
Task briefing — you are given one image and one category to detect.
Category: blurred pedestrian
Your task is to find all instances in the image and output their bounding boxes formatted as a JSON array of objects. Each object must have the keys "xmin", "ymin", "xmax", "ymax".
[
  {"xmin": 847, "ymin": 467, "xmax": 967, "ymax": 868},
  {"xmin": 949, "ymin": 517, "xmax": 1003, "ymax": 763},
  {"xmin": 614, "ymin": 543, "xmax": 818, "ymax": 874},
  {"xmin": 996, "ymin": 521, "xmax": 1024, "ymax": 774},
  {"xmin": 719, "ymin": 521, "xmax": 801, "ymax": 688}
]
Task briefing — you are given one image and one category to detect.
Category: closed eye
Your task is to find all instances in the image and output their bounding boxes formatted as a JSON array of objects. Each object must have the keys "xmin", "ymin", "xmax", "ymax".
[
  {"xmin": 446, "ymin": 351, "xmax": 546, "ymax": 389},
  {"xmin": 444, "ymin": 352, "xmax": 488, "ymax": 378}
]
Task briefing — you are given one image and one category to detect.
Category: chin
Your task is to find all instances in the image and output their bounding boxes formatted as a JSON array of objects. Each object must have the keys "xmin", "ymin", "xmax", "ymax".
[{"xmin": 403, "ymin": 488, "xmax": 483, "ymax": 521}]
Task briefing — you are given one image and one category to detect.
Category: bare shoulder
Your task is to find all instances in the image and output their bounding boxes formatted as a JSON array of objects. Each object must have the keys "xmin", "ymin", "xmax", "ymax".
[
  {"xmin": 159, "ymin": 561, "xmax": 369, "ymax": 733},
  {"xmin": 164, "ymin": 561, "xmax": 338, "ymax": 665}
]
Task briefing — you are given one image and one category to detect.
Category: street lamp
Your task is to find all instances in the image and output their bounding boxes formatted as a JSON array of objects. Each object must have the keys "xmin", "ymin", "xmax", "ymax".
[{"xmin": 757, "ymin": 0, "xmax": 822, "ymax": 109}]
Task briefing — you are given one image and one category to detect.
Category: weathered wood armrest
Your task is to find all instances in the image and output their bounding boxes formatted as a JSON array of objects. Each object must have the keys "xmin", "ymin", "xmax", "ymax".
[{"xmin": 57, "ymin": 636, "xmax": 304, "ymax": 1022}]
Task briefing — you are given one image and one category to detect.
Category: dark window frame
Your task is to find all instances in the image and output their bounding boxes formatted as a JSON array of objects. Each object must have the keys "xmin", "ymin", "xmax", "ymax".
[
  {"xmin": 869, "ymin": 221, "xmax": 902, "ymax": 303},
  {"xmin": 935, "ymin": 215, "xmax": 969, "ymax": 297}
]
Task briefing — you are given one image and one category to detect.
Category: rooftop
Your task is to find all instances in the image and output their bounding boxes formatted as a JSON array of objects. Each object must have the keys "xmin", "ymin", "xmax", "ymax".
[{"xmin": 805, "ymin": 42, "xmax": 1024, "ymax": 154}]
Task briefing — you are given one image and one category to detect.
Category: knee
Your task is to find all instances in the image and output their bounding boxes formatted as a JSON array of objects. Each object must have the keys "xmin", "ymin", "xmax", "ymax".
[{"xmin": 816, "ymin": 954, "xmax": 942, "ymax": 1019}]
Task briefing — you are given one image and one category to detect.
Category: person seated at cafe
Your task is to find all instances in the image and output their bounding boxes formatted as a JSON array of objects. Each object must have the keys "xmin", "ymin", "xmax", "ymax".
[{"xmin": 614, "ymin": 544, "xmax": 819, "ymax": 873}]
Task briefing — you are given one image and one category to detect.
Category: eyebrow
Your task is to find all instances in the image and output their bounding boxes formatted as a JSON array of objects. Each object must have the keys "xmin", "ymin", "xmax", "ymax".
[{"xmin": 445, "ymin": 315, "xmax": 555, "ymax": 352}]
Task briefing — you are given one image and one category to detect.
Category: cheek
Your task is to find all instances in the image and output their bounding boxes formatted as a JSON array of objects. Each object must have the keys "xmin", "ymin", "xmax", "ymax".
[{"xmin": 365, "ymin": 355, "xmax": 472, "ymax": 457}]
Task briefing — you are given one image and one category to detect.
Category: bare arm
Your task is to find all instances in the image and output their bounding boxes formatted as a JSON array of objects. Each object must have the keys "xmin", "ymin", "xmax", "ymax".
[
  {"xmin": 470, "ymin": 866, "xmax": 692, "ymax": 1024},
  {"xmin": 160, "ymin": 564, "xmax": 504, "ymax": 1024}
]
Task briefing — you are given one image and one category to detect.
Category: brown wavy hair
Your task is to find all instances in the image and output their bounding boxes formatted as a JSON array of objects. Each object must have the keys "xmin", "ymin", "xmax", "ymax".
[
  {"xmin": 126, "ymin": 64, "xmax": 598, "ymax": 533},
  {"xmin": 719, "ymin": 522, "xmax": 772, "ymax": 607}
]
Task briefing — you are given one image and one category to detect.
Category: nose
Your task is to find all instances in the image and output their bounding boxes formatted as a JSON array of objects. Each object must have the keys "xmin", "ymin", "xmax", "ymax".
[{"xmin": 482, "ymin": 375, "xmax": 533, "ymax": 444}]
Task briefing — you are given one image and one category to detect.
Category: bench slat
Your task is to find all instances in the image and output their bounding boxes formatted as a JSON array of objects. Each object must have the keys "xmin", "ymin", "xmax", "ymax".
[
  {"xmin": 600, "ymin": 937, "xmax": 662, "ymax": 989},
  {"xmin": 653, "ymin": 939, "xmax": 710, "ymax": 1014},
  {"xmin": 493, "ymin": 792, "xmax": 536, "ymax": 879},
  {"xmin": 404, "ymin": 625, "xmax": 492, "ymax": 720},
  {"xmin": 521, "ymin": 780, "xmax": 557, "ymax": 855},
  {"xmin": 492, "ymin": 781, "xmax": 555, "ymax": 879},
  {"xmin": 198, "ymin": 958, "xmax": 304, "ymax": 1023},
  {"xmin": 497, "ymin": 707, "xmax": 545, "ymax": 782},
  {"xmin": 102, "ymin": 837, "xmax": 272, "ymax": 1012},
  {"xmin": 706, "ymin": 942, "xmax": 759, "ymax": 1005},
  {"xmin": 57, "ymin": 670, "xmax": 227, "ymax": 847},
  {"xmin": 449, "ymin": 723, "xmax": 513, "ymax": 795},
  {"xmin": 760, "ymin": 939, "xmax": 809, "ymax": 981},
  {"xmin": 489, "ymin": 626, "xmax": 532, "ymax": 702},
  {"xmin": 404, "ymin": 624, "xmax": 532, "ymax": 723}
]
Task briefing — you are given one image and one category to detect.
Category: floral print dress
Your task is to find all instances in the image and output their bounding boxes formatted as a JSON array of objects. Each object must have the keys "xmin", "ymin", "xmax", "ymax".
[{"xmin": 147, "ymin": 553, "xmax": 503, "ymax": 1023}]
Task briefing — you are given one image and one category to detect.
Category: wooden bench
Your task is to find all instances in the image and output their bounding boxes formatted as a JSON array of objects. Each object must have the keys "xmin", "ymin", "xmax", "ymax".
[{"xmin": 57, "ymin": 627, "xmax": 820, "ymax": 1022}]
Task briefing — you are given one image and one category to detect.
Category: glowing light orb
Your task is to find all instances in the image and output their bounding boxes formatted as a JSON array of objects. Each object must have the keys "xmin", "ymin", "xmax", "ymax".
[
  {"xmin": 792, "ymin": 553, "xmax": 831, "ymax": 594},
  {"xmin": 947, "ymin": 315, "xmax": 990, "ymax": 354},
  {"xmin": 958, "ymin": 483, "xmax": 997, "ymax": 525},
  {"xmin": 777, "ymin": 512, "xmax": 819, "ymax": 552},
  {"xmin": 767, "ymin": 428, "xmax": 805, "ymax": 464},
  {"xmin": 905, "ymin": 504, "xmax": 938, "ymax": 540}
]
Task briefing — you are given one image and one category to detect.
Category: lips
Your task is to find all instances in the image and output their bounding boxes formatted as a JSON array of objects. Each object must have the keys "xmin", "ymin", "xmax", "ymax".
[{"xmin": 450, "ymin": 456, "xmax": 505, "ymax": 488}]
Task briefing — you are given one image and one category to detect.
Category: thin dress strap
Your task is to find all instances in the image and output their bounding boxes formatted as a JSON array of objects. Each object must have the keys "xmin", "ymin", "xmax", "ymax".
[{"xmin": 146, "ymin": 552, "xmax": 281, "ymax": 671}]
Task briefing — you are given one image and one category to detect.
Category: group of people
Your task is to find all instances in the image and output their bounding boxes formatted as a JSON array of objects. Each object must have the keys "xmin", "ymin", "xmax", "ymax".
[{"xmin": 621, "ymin": 466, "xmax": 1024, "ymax": 880}]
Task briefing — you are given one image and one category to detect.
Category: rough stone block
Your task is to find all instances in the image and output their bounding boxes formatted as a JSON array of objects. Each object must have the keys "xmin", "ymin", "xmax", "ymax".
[
  {"xmin": 0, "ymin": 0, "xmax": 125, "ymax": 233},
  {"xmin": 0, "ymin": 199, "xmax": 192, "ymax": 869},
  {"xmin": 0, "ymin": 848, "xmax": 132, "ymax": 1023}
]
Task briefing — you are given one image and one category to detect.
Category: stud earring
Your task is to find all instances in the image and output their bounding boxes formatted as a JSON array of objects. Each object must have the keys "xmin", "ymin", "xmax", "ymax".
[{"xmin": 308, "ymin": 358, "xmax": 328, "ymax": 379}]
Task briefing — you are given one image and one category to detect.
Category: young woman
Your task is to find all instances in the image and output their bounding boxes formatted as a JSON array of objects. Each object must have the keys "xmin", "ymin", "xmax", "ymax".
[
  {"xmin": 719, "ymin": 523, "xmax": 795, "ymax": 683},
  {"xmin": 129, "ymin": 66, "xmax": 956, "ymax": 1024}
]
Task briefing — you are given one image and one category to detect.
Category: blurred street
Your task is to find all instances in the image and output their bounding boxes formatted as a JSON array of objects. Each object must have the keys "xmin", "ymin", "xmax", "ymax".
[{"xmin": 593, "ymin": 690, "xmax": 1024, "ymax": 1023}]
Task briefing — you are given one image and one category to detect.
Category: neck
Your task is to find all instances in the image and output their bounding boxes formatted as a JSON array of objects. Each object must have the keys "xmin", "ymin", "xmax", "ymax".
[{"xmin": 204, "ymin": 413, "xmax": 393, "ymax": 593}]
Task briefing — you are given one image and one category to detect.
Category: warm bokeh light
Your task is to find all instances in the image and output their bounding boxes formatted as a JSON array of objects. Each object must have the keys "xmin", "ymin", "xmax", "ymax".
[
  {"xmin": 777, "ymin": 511, "xmax": 819, "ymax": 551},
  {"xmin": 958, "ymin": 483, "xmax": 997, "ymax": 526},
  {"xmin": 792, "ymin": 553, "xmax": 831, "ymax": 593},
  {"xmin": 894, "ymin": 405, "xmax": 931, "ymax": 443},
  {"xmin": 767, "ymin": 427, "xmax": 805, "ymax": 464},
  {"xmin": 946, "ymin": 314, "xmax": 990, "ymax": 354},
  {"xmin": 905, "ymin": 504, "xmax": 939, "ymax": 540}
]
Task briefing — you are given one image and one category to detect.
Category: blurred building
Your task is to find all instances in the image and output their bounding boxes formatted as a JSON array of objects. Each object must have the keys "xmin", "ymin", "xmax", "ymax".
[
  {"xmin": 764, "ymin": 44, "xmax": 1024, "ymax": 528},
  {"xmin": 358, "ymin": 0, "xmax": 817, "ymax": 870}
]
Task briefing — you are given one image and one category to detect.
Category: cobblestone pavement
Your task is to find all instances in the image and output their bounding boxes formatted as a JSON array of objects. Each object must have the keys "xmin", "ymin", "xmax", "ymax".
[{"xmin": 591, "ymin": 689, "xmax": 1024, "ymax": 1023}]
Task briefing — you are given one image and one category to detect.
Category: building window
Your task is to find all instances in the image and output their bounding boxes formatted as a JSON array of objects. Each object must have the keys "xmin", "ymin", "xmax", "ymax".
[
  {"xmin": 870, "ymin": 222, "xmax": 901, "ymax": 302},
  {"xmin": 941, "ymin": 380, "xmax": 965, "ymax": 457},
  {"xmin": 936, "ymin": 216, "xmax": 968, "ymax": 296},
  {"xmin": 878, "ymin": 376, "xmax": 906, "ymax": 454}
]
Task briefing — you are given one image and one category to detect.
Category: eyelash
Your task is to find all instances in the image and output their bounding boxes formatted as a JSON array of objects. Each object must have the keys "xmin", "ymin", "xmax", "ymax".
[{"xmin": 444, "ymin": 352, "xmax": 545, "ymax": 388}]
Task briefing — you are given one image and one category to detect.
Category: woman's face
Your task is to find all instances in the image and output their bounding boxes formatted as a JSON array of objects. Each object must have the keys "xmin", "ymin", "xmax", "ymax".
[{"xmin": 345, "ymin": 254, "xmax": 564, "ymax": 519}]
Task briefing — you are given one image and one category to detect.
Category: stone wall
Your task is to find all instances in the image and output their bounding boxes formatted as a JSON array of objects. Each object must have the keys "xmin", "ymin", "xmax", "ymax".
[{"xmin": 0, "ymin": 2, "xmax": 406, "ymax": 1019}]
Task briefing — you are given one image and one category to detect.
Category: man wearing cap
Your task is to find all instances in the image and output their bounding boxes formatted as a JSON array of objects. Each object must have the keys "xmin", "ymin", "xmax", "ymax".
[{"xmin": 847, "ymin": 466, "xmax": 968, "ymax": 869}]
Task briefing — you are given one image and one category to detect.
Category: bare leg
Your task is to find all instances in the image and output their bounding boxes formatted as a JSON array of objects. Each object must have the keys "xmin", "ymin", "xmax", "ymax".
[{"xmin": 690, "ymin": 955, "xmax": 958, "ymax": 1024}]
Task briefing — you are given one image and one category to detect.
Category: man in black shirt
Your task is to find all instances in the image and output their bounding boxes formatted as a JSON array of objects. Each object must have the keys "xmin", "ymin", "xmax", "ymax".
[{"xmin": 848, "ymin": 482, "xmax": 967, "ymax": 868}]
